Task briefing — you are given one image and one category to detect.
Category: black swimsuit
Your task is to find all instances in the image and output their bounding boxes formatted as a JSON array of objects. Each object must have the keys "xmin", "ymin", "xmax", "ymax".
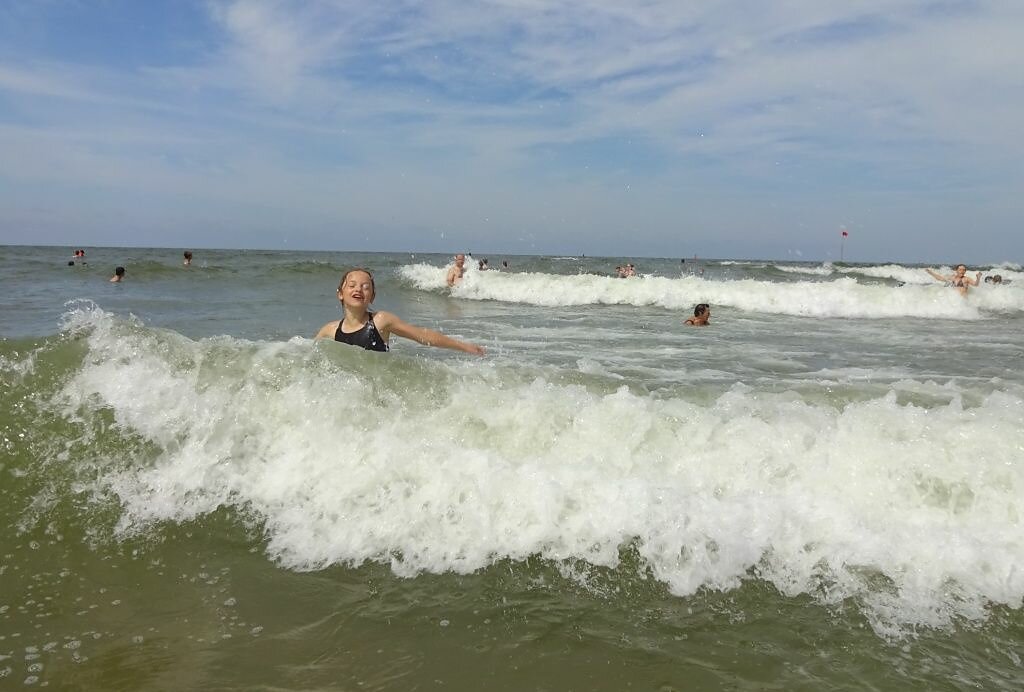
[{"xmin": 334, "ymin": 313, "xmax": 389, "ymax": 352}]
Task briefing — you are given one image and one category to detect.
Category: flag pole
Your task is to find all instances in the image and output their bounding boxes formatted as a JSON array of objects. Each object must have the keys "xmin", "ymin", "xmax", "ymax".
[{"xmin": 839, "ymin": 227, "xmax": 848, "ymax": 261}]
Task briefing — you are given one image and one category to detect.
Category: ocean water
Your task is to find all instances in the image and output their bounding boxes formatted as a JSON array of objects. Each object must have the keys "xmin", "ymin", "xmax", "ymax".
[{"xmin": 1, "ymin": 245, "xmax": 1023, "ymax": 690}]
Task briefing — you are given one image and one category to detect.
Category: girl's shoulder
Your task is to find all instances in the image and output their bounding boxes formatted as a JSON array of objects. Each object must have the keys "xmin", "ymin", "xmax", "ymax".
[{"xmin": 315, "ymin": 319, "xmax": 342, "ymax": 339}]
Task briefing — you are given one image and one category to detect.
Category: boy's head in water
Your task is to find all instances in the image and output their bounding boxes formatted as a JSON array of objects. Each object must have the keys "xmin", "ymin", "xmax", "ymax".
[{"xmin": 686, "ymin": 303, "xmax": 710, "ymax": 326}]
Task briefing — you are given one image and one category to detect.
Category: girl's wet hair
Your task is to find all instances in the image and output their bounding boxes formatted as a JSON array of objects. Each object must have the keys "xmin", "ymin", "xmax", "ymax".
[
  {"xmin": 694, "ymin": 303, "xmax": 709, "ymax": 316},
  {"xmin": 338, "ymin": 268, "xmax": 375, "ymax": 293}
]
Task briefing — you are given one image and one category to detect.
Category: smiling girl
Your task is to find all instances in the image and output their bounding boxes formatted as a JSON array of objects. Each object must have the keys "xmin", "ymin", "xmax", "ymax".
[{"xmin": 315, "ymin": 268, "xmax": 485, "ymax": 355}]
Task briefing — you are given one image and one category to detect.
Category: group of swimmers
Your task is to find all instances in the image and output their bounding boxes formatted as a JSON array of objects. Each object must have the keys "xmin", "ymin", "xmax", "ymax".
[
  {"xmin": 74, "ymin": 250, "xmax": 1004, "ymax": 356},
  {"xmin": 445, "ymin": 253, "xmax": 512, "ymax": 286},
  {"xmin": 319, "ymin": 256, "xmax": 1023, "ymax": 354},
  {"xmin": 316, "ymin": 255, "xmax": 717, "ymax": 355},
  {"xmin": 69, "ymin": 249, "xmax": 194, "ymax": 282},
  {"xmin": 925, "ymin": 263, "xmax": 1006, "ymax": 296}
]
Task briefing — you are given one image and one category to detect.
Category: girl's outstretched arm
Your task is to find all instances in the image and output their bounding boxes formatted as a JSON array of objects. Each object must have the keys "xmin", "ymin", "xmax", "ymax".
[{"xmin": 375, "ymin": 312, "xmax": 485, "ymax": 355}]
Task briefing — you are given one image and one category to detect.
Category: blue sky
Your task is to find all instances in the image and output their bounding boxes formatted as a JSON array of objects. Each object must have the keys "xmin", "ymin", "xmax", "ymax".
[{"xmin": 0, "ymin": 1, "xmax": 1021, "ymax": 263}]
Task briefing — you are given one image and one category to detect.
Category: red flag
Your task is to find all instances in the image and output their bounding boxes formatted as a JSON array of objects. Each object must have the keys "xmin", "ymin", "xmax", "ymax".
[{"xmin": 841, "ymin": 230, "xmax": 848, "ymax": 237}]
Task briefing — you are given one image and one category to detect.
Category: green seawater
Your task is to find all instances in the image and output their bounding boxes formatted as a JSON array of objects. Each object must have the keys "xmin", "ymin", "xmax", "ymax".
[
  {"xmin": 2, "ymin": 336, "xmax": 1021, "ymax": 691},
  {"xmin": 2, "ymin": 246, "xmax": 1024, "ymax": 690}
]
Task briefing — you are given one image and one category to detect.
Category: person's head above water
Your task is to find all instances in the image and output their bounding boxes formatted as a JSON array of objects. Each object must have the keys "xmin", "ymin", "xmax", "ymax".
[
  {"xmin": 337, "ymin": 268, "xmax": 375, "ymax": 306},
  {"xmin": 685, "ymin": 303, "xmax": 711, "ymax": 326},
  {"xmin": 115, "ymin": 266, "xmax": 125, "ymax": 277}
]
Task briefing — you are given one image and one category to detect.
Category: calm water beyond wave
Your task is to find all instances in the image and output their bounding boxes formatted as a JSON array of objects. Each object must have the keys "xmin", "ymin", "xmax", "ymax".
[{"xmin": 2, "ymin": 245, "xmax": 1023, "ymax": 690}]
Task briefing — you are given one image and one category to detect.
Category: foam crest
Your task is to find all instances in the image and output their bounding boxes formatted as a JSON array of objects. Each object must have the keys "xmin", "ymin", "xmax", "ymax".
[
  {"xmin": 399, "ymin": 265, "xmax": 1023, "ymax": 318},
  {"xmin": 839, "ymin": 264, "xmax": 937, "ymax": 284},
  {"xmin": 773, "ymin": 264, "xmax": 834, "ymax": 276},
  {"xmin": 49, "ymin": 309, "xmax": 1024, "ymax": 637}
]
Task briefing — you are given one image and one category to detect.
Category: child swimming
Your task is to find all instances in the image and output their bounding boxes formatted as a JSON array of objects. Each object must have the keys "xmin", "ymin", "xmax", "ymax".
[{"xmin": 315, "ymin": 268, "xmax": 486, "ymax": 355}]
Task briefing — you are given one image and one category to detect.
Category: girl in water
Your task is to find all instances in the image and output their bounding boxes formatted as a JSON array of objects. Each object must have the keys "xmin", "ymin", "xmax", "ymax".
[
  {"xmin": 926, "ymin": 264, "xmax": 981, "ymax": 296},
  {"xmin": 315, "ymin": 268, "xmax": 486, "ymax": 355}
]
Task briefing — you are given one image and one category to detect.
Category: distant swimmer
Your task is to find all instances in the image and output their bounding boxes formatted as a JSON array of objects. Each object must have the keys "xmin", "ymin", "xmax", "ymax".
[
  {"xmin": 446, "ymin": 253, "xmax": 466, "ymax": 287},
  {"xmin": 109, "ymin": 266, "xmax": 126, "ymax": 283},
  {"xmin": 501, "ymin": 260, "xmax": 509, "ymax": 270},
  {"xmin": 183, "ymin": 251, "xmax": 193, "ymax": 266},
  {"xmin": 478, "ymin": 258, "xmax": 490, "ymax": 271},
  {"xmin": 685, "ymin": 303, "xmax": 711, "ymax": 326},
  {"xmin": 71, "ymin": 249, "xmax": 87, "ymax": 265},
  {"xmin": 315, "ymin": 268, "xmax": 486, "ymax": 355},
  {"xmin": 926, "ymin": 264, "xmax": 980, "ymax": 296}
]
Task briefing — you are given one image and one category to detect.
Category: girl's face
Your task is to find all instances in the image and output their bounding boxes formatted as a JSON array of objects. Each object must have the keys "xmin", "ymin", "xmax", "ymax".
[
  {"xmin": 955, "ymin": 264, "xmax": 967, "ymax": 276},
  {"xmin": 338, "ymin": 271, "xmax": 375, "ymax": 308}
]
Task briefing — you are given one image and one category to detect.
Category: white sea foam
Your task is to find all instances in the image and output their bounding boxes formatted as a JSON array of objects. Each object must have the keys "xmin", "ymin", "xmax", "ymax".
[
  {"xmin": 773, "ymin": 264, "xmax": 834, "ymax": 276},
  {"xmin": 835, "ymin": 263, "xmax": 1019, "ymax": 285},
  {"xmin": 51, "ymin": 307, "xmax": 1024, "ymax": 638},
  {"xmin": 400, "ymin": 264, "xmax": 1024, "ymax": 319},
  {"xmin": 763, "ymin": 262, "xmax": 1018, "ymax": 287},
  {"xmin": 838, "ymin": 264, "xmax": 937, "ymax": 284}
]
